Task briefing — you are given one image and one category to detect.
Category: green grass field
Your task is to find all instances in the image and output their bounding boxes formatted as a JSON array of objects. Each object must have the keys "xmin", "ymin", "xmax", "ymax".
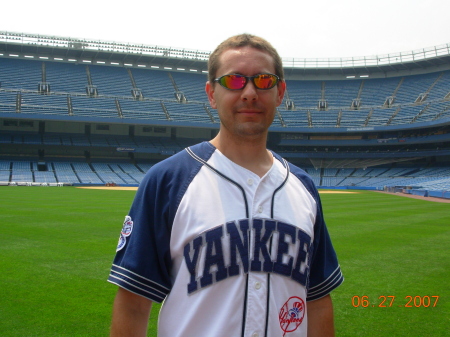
[{"xmin": 0, "ymin": 187, "xmax": 448, "ymax": 336}]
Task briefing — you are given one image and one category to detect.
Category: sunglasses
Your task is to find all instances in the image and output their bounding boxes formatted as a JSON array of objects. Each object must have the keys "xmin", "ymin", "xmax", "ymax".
[{"xmin": 214, "ymin": 73, "xmax": 280, "ymax": 91}]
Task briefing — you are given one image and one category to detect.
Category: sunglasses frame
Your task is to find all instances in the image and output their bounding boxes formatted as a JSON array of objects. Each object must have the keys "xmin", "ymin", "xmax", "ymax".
[{"xmin": 214, "ymin": 73, "xmax": 280, "ymax": 91}]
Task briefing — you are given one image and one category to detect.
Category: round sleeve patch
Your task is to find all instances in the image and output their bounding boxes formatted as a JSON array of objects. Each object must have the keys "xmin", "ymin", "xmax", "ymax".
[
  {"xmin": 116, "ymin": 215, "xmax": 134, "ymax": 252},
  {"xmin": 121, "ymin": 215, "xmax": 134, "ymax": 236}
]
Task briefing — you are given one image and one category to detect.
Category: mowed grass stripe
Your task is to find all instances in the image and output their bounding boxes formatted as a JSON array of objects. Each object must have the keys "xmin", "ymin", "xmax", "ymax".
[
  {"xmin": 1, "ymin": 187, "xmax": 136, "ymax": 336},
  {"xmin": 0, "ymin": 187, "xmax": 448, "ymax": 336},
  {"xmin": 322, "ymin": 191, "xmax": 449, "ymax": 337}
]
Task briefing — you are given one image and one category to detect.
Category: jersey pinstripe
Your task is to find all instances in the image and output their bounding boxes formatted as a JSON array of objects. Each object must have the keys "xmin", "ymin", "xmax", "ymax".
[{"xmin": 108, "ymin": 141, "xmax": 343, "ymax": 337}]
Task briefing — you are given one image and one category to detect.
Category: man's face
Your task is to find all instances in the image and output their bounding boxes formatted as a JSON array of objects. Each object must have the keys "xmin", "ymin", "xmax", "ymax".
[{"xmin": 206, "ymin": 46, "xmax": 286, "ymax": 140}]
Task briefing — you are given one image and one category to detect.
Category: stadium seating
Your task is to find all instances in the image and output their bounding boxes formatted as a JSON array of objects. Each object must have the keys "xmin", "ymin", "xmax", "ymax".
[
  {"xmin": 170, "ymin": 71, "xmax": 209, "ymax": 102},
  {"xmin": 53, "ymin": 162, "xmax": 80, "ymax": 184},
  {"xmin": 45, "ymin": 61, "xmax": 88, "ymax": 93},
  {"xmin": 89, "ymin": 65, "xmax": 132, "ymax": 97},
  {"xmin": 71, "ymin": 96, "xmax": 118, "ymax": 118},
  {"xmin": 394, "ymin": 72, "xmax": 440, "ymax": 105},
  {"xmin": 164, "ymin": 102, "xmax": 212, "ymax": 123},
  {"xmin": 131, "ymin": 68, "xmax": 174, "ymax": 100},
  {"xmin": 20, "ymin": 92, "xmax": 68, "ymax": 116},
  {"xmin": 119, "ymin": 99, "xmax": 168, "ymax": 120},
  {"xmin": 2, "ymin": 157, "xmax": 449, "ymax": 192},
  {"xmin": 0, "ymin": 58, "xmax": 41, "ymax": 91},
  {"xmin": 1, "ymin": 56, "xmax": 449, "ymax": 128},
  {"xmin": 0, "ymin": 54, "xmax": 449, "ymax": 195},
  {"xmin": 323, "ymin": 79, "xmax": 362, "ymax": 109},
  {"xmin": 285, "ymin": 80, "xmax": 322, "ymax": 109},
  {"xmin": 0, "ymin": 91, "xmax": 17, "ymax": 113},
  {"xmin": 358, "ymin": 77, "xmax": 401, "ymax": 107},
  {"xmin": 33, "ymin": 171, "xmax": 57, "ymax": 184}
]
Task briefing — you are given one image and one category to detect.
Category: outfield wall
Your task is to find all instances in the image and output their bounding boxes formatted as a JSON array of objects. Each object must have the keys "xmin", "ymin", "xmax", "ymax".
[
  {"xmin": 318, "ymin": 186, "xmax": 379, "ymax": 191},
  {"xmin": 2, "ymin": 181, "xmax": 449, "ymax": 200},
  {"xmin": 320, "ymin": 185, "xmax": 450, "ymax": 200},
  {"xmin": 386, "ymin": 186, "xmax": 450, "ymax": 200}
]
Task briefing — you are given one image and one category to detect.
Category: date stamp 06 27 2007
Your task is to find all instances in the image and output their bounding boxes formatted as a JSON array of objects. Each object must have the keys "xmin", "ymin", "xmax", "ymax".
[{"xmin": 352, "ymin": 295, "xmax": 440, "ymax": 308}]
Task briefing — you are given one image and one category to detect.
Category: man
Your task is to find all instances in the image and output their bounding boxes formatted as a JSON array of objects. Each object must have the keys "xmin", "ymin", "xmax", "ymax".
[{"xmin": 108, "ymin": 33, "xmax": 343, "ymax": 337}]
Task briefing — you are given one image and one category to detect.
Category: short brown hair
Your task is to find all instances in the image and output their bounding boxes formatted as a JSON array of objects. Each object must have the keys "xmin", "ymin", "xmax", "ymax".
[{"xmin": 207, "ymin": 33, "xmax": 284, "ymax": 84}]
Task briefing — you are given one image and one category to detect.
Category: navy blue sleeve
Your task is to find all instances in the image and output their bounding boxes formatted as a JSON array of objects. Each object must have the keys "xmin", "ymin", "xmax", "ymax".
[
  {"xmin": 107, "ymin": 160, "xmax": 175, "ymax": 302},
  {"xmin": 306, "ymin": 191, "xmax": 343, "ymax": 301},
  {"xmin": 286, "ymin": 163, "xmax": 344, "ymax": 301},
  {"xmin": 107, "ymin": 142, "xmax": 214, "ymax": 302}
]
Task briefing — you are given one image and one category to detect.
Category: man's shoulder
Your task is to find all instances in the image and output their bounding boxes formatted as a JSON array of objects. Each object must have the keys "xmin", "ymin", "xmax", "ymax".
[{"xmin": 135, "ymin": 141, "xmax": 216, "ymax": 207}]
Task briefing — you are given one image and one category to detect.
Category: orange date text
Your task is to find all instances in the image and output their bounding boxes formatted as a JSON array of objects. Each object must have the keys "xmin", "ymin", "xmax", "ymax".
[{"xmin": 351, "ymin": 295, "xmax": 439, "ymax": 308}]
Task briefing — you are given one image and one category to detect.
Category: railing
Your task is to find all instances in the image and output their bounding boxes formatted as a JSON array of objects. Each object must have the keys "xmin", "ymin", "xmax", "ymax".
[
  {"xmin": 282, "ymin": 44, "xmax": 450, "ymax": 68},
  {"xmin": 0, "ymin": 31, "xmax": 211, "ymax": 61},
  {"xmin": 1, "ymin": 31, "xmax": 449, "ymax": 69}
]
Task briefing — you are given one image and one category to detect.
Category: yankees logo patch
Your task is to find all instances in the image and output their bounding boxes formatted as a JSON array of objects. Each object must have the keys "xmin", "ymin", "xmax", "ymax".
[
  {"xmin": 116, "ymin": 215, "xmax": 134, "ymax": 252},
  {"xmin": 121, "ymin": 216, "xmax": 134, "ymax": 236},
  {"xmin": 279, "ymin": 296, "xmax": 305, "ymax": 336}
]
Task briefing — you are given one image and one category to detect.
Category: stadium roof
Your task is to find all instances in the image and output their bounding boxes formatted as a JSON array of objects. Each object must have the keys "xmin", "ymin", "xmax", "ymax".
[{"xmin": 1, "ymin": 31, "xmax": 450, "ymax": 79}]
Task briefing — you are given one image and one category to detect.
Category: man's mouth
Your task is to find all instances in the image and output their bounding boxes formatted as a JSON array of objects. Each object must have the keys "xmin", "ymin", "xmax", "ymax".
[{"xmin": 237, "ymin": 109, "xmax": 262, "ymax": 114}]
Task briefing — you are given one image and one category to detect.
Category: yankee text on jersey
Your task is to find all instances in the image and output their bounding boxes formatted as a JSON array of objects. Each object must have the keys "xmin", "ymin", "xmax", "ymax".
[{"xmin": 183, "ymin": 218, "xmax": 313, "ymax": 294}]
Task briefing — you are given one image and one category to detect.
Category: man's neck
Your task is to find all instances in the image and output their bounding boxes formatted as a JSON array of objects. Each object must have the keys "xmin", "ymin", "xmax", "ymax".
[{"xmin": 210, "ymin": 132, "xmax": 273, "ymax": 178}]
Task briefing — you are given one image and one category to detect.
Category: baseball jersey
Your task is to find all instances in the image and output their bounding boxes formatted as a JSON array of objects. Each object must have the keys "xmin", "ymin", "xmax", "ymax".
[{"xmin": 108, "ymin": 141, "xmax": 343, "ymax": 337}]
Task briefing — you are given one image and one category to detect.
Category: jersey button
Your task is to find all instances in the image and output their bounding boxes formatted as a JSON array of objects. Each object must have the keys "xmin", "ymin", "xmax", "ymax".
[
  {"xmin": 247, "ymin": 178, "xmax": 254, "ymax": 186},
  {"xmin": 257, "ymin": 205, "xmax": 263, "ymax": 213},
  {"xmin": 252, "ymin": 333, "xmax": 259, "ymax": 337},
  {"xmin": 255, "ymin": 282, "xmax": 261, "ymax": 290}
]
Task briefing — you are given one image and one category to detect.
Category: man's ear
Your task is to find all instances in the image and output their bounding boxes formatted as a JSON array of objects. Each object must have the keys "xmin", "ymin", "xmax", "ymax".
[
  {"xmin": 276, "ymin": 81, "xmax": 287, "ymax": 106},
  {"xmin": 205, "ymin": 81, "xmax": 217, "ymax": 109}
]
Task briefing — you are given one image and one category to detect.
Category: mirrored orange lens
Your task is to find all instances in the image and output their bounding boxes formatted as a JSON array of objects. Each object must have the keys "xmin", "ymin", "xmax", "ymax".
[
  {"xmin": 220, "ymin": 75, "xmax": 247, "ymax": 89},
  {"xmin": 253, "ymin": 74, "xmax": 277, "ymax": 89}
]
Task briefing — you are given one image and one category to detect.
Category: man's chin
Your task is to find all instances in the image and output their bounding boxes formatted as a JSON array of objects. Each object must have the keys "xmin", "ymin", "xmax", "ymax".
[{"xmin": 234, "ymin": 123, "xmax": 268, "ymax": 138}]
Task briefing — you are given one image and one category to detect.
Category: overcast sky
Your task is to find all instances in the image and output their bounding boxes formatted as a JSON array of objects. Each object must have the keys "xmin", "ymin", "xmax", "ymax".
[{"xmin": 1, "ymin": 0, "xmax": 449, "ymax": 59}]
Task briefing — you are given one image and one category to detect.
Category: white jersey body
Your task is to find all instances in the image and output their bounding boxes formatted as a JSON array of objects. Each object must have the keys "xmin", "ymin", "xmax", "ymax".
[{"xmin": 108, "ymin": 141, "xmax": 343, "ymax": 337}]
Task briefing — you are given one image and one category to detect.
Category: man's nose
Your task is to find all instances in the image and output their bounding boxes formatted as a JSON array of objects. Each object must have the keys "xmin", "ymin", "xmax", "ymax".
[{"xmin": 240, "ymin": 80, "xmax": 258, "ymax": 101}]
